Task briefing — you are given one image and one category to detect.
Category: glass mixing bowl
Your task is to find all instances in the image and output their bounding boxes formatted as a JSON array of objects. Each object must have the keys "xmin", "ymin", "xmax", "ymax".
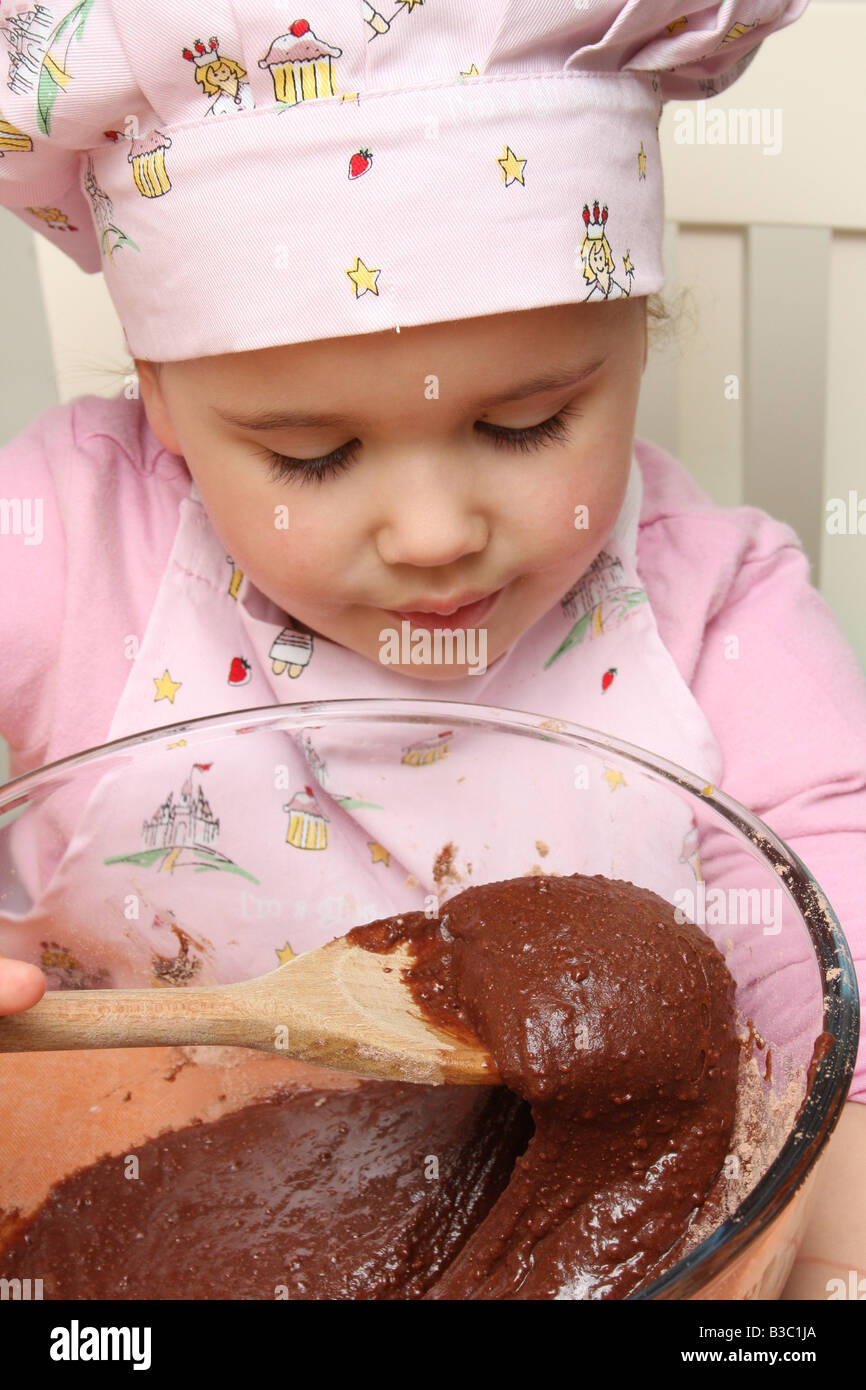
[{"xmin": 0, "ymin": 699, "xmax": 858, "ymax": 1300}]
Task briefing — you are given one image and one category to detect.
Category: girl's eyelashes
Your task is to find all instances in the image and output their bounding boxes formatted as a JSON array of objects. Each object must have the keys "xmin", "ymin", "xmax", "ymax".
[
  {"xmin": 255, "ymin": 440, "xmax": 359, "ymax": 487},
  {"xmin": 475, "ymin": 402, "xmax": 581, "ymax": 452},
  {"xmin": 257, "ymin": 403, "xmax": 581, "ymax": 485}
]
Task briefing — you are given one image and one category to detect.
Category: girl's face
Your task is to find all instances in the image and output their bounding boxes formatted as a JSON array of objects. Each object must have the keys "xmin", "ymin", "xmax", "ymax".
[{"xmin": 136, "ymin": 299, "xmax": 646, "ymax": 681}]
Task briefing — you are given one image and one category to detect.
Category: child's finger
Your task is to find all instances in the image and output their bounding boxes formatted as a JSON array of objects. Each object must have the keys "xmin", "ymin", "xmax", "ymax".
[{"xmin": 0, "ymin": 956, "xmax": 47, "ymax": 1015}]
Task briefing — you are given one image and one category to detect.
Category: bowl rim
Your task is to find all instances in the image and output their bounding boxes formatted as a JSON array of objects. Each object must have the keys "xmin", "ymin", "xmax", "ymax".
[{"xmin": 0, "ymin": 695, "xmax": 859, "ymax": 1299}]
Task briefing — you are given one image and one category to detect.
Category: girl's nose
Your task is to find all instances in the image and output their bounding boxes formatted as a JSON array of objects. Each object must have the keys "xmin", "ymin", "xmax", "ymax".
[{"xmin": 374, "ymin": 453, "xmax": 489, "ymax": 570}]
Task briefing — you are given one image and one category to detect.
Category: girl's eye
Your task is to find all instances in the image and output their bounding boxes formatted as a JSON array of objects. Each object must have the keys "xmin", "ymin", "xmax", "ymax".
[
  {"xmin": 257, "ymin": 404, "xmax": 580, "ymax": 485},
  {"xmin": 256, "ymin": 439, "xmax": 361, "ymax": 486},
  {"xmin": 474, "ymin": 403, "xmax": 580, "ymax": 452}
]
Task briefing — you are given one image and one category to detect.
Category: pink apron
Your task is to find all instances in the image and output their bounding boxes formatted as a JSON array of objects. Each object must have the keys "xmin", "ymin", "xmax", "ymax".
[{"xmin": 1, "ymin": 456, "xmax": 725, "ymax": 990}]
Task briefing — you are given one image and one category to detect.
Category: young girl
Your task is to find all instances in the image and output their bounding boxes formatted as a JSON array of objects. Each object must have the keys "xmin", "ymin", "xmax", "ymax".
[{"xmin": 0, "ymin": 0, "xmax": 862, "ymax": 1299}]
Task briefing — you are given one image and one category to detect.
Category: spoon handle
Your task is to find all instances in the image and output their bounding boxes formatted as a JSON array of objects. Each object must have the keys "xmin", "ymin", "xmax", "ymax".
[{"xmin": 0, "ymin": 980, "xmax": 275, "ymax": 1053}]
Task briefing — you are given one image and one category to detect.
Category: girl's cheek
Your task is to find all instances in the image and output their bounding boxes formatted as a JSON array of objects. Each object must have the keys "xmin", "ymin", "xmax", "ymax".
[
  {"xmin": 258, "ymin": 504, "xmax": 344, "ymax": 590},
  {"xmin": 521, "ymin": 468, "xmax": 609, "ymax": 558}
]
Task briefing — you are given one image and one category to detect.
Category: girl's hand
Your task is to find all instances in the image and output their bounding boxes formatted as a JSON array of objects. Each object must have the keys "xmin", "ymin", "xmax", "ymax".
[{"xmin": 0, "ymin": 953, "xmax": 46, "ymax": 1015}]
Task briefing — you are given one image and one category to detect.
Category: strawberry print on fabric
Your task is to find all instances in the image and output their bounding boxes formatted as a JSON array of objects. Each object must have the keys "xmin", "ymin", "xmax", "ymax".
[{"xmin": 348, "ymin": 147, "xmax": 372, "ymax": 179}]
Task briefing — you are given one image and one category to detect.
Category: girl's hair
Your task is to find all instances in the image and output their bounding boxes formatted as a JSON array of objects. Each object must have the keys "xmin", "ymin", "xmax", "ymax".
[
  {"xmin": 83, "ymin": 292, "xmax": 684, "ymax": 388},
  {"xmin": 645, "ymin": 289, "xmax": 689, "ymax": 351}
]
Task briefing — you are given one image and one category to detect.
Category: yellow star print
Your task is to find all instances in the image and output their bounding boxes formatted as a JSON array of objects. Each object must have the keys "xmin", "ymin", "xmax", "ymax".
[
  {"xmin": 459, "ymin": 63, "xmax": 480, "ymax": 80},
  {"xmin": 622, "ymin": 250, "xmax": 634, "ymax": 276},
  {"xmin": 346, "ymin": 257, "xmax": 381, "ymax": 297},
  {"xmin": 153, "ymin": 669, "xmax": 182, "ymax": 703},
  {"xmin": 398, "ymin": 0, "xmax": 424, "ymax": 10},
  {"xmin": 167, "ymin": 738, "xmax": 187, "ymax": 749},
  {"xmin": 368, "ymin": 841, "xmax": 391, "ymax": 865},
  {"xmin": 666, "ymin": 17, "xmax": 688, "ymax": 36},
  {"xmin": 638, "ymin": 142, "xmax": 647, "ymax": 179},
  {"xmin": 276, "ymin": 942, "xmax": 296, "ymax": 966},
  {"xmin": 498, "ymin": 145, "xmax": 526, "ymax": 187},
  {"xmin": 604, "ymin": 768, "xmax": 628, "ymax": 791}
]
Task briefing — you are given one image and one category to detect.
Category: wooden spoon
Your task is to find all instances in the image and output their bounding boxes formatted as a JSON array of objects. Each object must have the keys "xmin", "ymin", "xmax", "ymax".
[{"xmin": 0, "ymin": 937, "xmax": 498, "ymax": 1086}]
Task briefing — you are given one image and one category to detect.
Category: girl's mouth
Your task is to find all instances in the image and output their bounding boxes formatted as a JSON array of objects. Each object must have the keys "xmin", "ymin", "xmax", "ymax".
[{"xmin": 387, "ymin": 588, "xmax": 504, "ymax": 631}]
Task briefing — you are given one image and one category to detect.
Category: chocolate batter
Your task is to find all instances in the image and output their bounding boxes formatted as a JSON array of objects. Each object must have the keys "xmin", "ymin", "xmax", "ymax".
[
  {"xmin": 0, "ymin": 873, "xmax": 740, "ymax": 1299},
  {"xmin": 352, "ymin": 872, "xmax": 740, "ymax": 1298}
]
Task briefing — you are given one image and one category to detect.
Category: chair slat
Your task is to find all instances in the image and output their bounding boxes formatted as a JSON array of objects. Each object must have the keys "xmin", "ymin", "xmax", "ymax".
[
  {"xmin": 743, "ymin": 224, "xmax": 830, "ymax": 585},
  {"xmin": 675, "ymin": 225, "xmax": 745, "ymax": 509},
  {"xmin": 820, "ymin": 231, "xmax": 866, "ymax": 663}
]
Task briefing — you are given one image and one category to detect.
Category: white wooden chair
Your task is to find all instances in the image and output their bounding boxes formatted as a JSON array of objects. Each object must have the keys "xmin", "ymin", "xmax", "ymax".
[
  {"xmin": 640, "ymin": 0, "xmax": 866, "ymax": 673},
  {"xmin": 0, "ymin": 3, "xmax": 863, "ymax": 801}
]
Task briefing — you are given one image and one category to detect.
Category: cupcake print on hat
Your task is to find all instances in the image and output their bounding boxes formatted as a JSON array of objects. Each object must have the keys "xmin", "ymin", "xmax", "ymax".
[
  {"xmin": 104, "ymin": 126, "xmax": 172, "ymax": 198},
  {"xmin": 260, "ymin": 19, "xmax": 342, "ymax": 107}
]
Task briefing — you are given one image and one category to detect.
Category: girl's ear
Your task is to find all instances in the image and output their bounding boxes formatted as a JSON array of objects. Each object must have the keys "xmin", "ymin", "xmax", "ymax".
[{"xmin": 134, "ymin": 358, "xmax": 185, "ymax": 457}]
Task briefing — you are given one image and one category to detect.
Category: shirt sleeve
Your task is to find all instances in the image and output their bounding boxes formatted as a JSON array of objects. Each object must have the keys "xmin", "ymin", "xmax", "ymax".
[
  {"xmin": 0, "ymin": 394, "xmax": 189, "ymax": 777},
  {"xmin": 0, "ymin": 404, "xmax": 68, "ymax": 769},
  {"xmin": 680, "ymin": 514, "xmax": 866, "ymax": 1102}
]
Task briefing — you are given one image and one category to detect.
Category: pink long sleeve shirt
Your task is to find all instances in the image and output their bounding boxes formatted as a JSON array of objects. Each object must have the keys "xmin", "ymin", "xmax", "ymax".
[{"xmin": 1, "ymin": 393, "xmax": 864, "ymax": 1098}]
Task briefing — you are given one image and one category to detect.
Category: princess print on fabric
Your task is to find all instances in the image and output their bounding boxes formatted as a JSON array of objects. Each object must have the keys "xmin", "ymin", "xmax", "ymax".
[
  {"xmin": 183, "ymin": 35, "xmax": 256, "ymax": 117},
  {"xmin": 579, "ymin": 201, "xmax": 635, "ymax": 302}
]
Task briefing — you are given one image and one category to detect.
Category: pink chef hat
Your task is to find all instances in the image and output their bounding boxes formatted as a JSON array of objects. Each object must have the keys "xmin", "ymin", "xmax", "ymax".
[{"xmin": 0, "ymin": 0, "xmax": 808, "ymax": 361}]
